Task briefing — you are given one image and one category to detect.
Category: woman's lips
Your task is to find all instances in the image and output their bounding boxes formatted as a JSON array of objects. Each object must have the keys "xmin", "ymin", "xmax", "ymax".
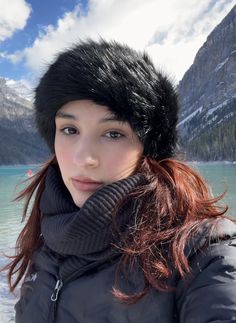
[{"xmin": 72, "ymin": 179, "xmax": 103, "ymax": 192}]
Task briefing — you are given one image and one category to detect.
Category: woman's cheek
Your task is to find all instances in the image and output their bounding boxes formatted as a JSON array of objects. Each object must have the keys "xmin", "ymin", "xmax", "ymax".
[
  {"xmin": 55, "ymin": 141, "xmax": 73, "ymax": 167},
  {"xmin": 102, "ymin": 149, "xmax": 137, "ymax": 179}
]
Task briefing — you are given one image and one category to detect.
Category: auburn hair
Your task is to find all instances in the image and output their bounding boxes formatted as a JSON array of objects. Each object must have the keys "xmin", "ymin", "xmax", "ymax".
[{"xmin": 2, "ymin": 155, "xmax": 228, "ymax": 303}]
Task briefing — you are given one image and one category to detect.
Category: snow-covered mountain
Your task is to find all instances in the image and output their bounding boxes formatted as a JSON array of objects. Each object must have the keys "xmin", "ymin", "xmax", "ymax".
[
  {"xmin": 0, "ymin": 77, "xmax": 49, "ymax": 165},
  {"xmin": 0, "ymin": 77, "xmax": 32, "ymax": 109},
  {"xmin": 5, "ymin": 78, "xmax": 34, "ymax": 102},
  {"xmin": 178, "ymin": 5, "xmax": 236, "ymax": 161}
]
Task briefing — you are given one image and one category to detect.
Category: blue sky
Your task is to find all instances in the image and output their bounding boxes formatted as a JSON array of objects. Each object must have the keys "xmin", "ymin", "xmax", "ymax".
[
  {"xmin": 0, "ymin": 0, "xmax": 86, "ymax": 81},
  {"xmin": 0, "ymin": 0, "xmax": 235, "ymax": 88}
]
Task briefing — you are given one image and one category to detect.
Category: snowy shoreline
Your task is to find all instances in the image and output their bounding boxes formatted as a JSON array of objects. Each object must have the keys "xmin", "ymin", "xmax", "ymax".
[{"xmin": 0, "ymin": 161, "xmax": 236, "ymax": 168}]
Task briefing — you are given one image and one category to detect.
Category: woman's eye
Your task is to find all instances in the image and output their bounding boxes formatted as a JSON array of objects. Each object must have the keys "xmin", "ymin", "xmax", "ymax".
[
  {"xmin": 60, "ymin": 127, "xmax": 77, "ymax": 135},
  {"xmin": 105, "ymin": 131, "xmax": 124, "ymax": 140}
]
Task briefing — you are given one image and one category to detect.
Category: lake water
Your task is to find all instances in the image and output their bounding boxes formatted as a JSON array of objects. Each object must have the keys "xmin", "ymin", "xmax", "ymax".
[{"xmin": 0, "ymin": 163, "xmax": 235, "ymax": 322}]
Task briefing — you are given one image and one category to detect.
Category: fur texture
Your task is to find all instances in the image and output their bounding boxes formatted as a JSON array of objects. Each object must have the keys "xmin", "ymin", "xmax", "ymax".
[{"xmin": 35, "ymin": 39, "xmax": 179, "ymax": 159}]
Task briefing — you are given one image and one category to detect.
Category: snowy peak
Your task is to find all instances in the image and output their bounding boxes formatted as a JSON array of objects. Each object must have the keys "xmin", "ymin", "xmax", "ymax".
[
  {"xmin": 5, "ymin": 78, "xmax": 33, "ymax": 102},
  {"xmin": 0, "ymin": 77, "xmax": 33, "ymax": 120},
  {"xmin": 0, "ymin": 77, "xmax": 33, "ymax": 106}
]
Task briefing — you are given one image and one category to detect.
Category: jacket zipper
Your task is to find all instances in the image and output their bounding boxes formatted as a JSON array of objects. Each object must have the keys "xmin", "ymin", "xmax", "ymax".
[
  {"xmin": 48, "ymin": 266, "xmax": 95, "ymax": 322},
  {"xmin": 48, "ymin": 272, "xmax": 82, "ymax": 323},
  {"xmin": 49, "ymin": 279, "xmax": 63, "ymax": 323},
  {"xmin": 48, "ymin": 255, "xmax": 120, "ymax": 322},
  {"xmin": 51, "ymin": 279, "xmax": 63, "ymax": 301}
]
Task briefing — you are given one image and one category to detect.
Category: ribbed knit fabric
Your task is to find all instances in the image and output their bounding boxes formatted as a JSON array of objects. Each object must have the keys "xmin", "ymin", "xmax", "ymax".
[{"xmin": 40, "ymin": 164, "xmax": 144, "ymax": 280}]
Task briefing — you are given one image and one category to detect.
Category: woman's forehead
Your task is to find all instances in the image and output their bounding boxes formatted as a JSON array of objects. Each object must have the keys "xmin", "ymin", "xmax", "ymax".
[{"xmin": 55, "ymin": 100, "xmax": 128, "ymax": 125}]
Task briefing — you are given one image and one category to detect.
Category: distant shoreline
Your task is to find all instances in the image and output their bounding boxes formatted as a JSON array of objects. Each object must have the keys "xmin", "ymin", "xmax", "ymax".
[
  {"xmin": 0, "ymin": 164, "xmax": 41, "ymax": 168},
  {"xmin": 0, "ymin": 161, "xmax": 236, "ymax": 168},
  {"xmin": 190, "ymin": 161, "xmax": 236, "ymax": 165}
]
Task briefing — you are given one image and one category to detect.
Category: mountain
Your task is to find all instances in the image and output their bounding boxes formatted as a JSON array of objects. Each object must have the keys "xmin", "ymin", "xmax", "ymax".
[
  {"xmin": 178, "ymin": 5, "xmax": 236, "ymax": 161},
  {"xmin": 5, "ymin": 79, "xmax": 34, "ymax": 102},
  {"xmin": 1, "ymin": 5, "xmax": 236, "ymax": 164},
  {"xmin": 0, "ymin": 77, "xmax": 50, "ymax": 165}
]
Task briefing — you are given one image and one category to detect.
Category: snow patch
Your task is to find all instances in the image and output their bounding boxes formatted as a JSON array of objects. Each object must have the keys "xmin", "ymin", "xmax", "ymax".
[
  {"xmin": 215, "ymin": 57, "xmax": 229, "ymax": 72},
  {"xmin": 177, "ymin": 106, "xmax": 203, "ymax": 127},
  {"xmin": 206, "ymin": 99, "xmax": 229, "ymax": 116}
]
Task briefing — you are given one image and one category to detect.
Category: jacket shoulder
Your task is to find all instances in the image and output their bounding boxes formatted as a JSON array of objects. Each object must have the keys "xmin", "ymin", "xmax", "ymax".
[{"xmin": 176, "ymin": 218, "xmax": 236, "ymax": 323}]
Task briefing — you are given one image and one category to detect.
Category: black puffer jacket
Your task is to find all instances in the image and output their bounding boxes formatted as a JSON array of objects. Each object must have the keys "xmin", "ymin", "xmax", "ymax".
[{"xmin": 15, "ymin": 166, "xmax": 236, "ymax": 323}]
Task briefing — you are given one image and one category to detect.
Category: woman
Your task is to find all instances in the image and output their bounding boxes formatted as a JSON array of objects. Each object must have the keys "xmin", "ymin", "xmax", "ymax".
[{"xmin": 4, "ymin": 39, "xmax": 236, "ymax": 323}]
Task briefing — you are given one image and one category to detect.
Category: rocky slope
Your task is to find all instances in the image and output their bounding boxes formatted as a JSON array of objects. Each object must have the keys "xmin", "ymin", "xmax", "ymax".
[
  {"xmin": 178, "ymin": 5, "xmax": 236, "ymax": 161},
  {"xmin": 0, "ymin": 78, "xmax": 49, "ymax": 165}
]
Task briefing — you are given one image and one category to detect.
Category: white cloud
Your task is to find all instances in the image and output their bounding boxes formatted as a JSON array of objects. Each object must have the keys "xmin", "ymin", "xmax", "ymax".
[
  {"xmin": 0, "ymin": 51, "xmax": 7, "ymax": 59},
  {"xmin": 0, "ymin": 0, "xmax": 31, "ymax": 42},
  {"xmin": 9, "ymin": 0, "xmax": 236, "ymax": 82}
]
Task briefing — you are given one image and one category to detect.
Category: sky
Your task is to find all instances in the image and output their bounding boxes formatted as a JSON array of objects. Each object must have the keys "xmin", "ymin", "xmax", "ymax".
[{"xmin": 0, "ymin": 0, "xmax": 235, "ymax": 89}]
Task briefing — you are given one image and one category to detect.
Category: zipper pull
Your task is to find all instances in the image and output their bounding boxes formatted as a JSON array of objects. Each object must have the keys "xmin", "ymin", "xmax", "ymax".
[{"xmin": 51, "ymin": 279, "xmax": 63, "ymax": 302}]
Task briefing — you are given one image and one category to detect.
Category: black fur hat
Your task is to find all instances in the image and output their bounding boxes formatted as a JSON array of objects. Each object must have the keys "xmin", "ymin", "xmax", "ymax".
[{"xmin": 35, "ymin": 39, "xmax": 179, "ymax": 160}]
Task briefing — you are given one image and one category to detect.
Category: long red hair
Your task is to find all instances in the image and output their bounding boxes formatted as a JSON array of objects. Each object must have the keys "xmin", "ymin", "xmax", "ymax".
[{"xmin": 2, "ymin": 155, "xmax": 228, "ymax": 303}]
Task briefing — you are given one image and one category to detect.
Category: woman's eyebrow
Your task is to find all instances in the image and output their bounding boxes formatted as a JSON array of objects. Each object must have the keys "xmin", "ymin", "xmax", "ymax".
[
  {"xmin": 55, "ymin": 111, "xmax": 123, "ymax": 123},
  {"xmin": 55, "ymin": 111, "xmax": 77, "ymax": 120},
  {"xmin": 99, "ymin": 115, "xmax": 123, "ymax": 123}
]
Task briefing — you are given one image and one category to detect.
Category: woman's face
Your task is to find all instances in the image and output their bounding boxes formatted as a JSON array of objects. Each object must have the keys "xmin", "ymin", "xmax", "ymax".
[{"xmin": 55, "ymin": 100, "xmax": 144, "ymax": 208}]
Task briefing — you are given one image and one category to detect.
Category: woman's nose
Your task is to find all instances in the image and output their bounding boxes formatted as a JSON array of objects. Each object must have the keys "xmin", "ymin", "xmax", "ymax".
[{"xmin": 72, "ymin": 139, "xmax": 99, "ymax": 168}]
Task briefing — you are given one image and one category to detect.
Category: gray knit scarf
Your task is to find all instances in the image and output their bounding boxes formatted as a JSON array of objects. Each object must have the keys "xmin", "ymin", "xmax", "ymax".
[{"xmin": 39, "ymin": 164, "xmax": 144, "ymax": 281}]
